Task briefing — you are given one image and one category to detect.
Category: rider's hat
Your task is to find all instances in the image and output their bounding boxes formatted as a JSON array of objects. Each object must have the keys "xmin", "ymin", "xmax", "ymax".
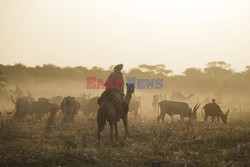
[{"xmin": 114, "ymin": 64, "xmax": 123, "ymax": 70}]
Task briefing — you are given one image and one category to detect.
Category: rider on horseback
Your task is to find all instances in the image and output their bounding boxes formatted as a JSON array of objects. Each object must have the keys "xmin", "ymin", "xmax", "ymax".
[{"xmin": 98, "ymin": 64, "xmax": 126, "ymax": 108}]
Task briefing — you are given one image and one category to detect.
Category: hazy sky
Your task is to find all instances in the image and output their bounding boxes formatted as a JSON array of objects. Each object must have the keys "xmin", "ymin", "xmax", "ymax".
[{"xmin": 0, "ymin": 0, "xmax": 250, "ymax": 74}]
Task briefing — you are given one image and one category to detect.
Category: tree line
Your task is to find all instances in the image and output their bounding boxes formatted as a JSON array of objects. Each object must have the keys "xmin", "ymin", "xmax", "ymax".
[{"xmin": 0, "ymin": 61, "xmax": 250, "ymax": 98}]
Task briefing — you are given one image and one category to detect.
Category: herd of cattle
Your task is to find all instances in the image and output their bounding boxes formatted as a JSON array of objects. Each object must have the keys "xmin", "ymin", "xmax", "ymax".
[
  {"xmin": 1, "ymin": 90, "xmax": 232, "ymax": 147},
  {"xmin": 6, "ymin": 91, "xmax": 231, "ymax": 126},
  {"xmin": 157, "ymin": 100, "xmax": 230, "ymax": 123},
  {"xmin": 7, "ymin": 93, "xmax": 100, "ymax": 125}
]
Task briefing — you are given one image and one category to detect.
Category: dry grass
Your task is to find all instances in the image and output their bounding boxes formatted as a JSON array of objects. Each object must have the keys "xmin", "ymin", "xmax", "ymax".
[{"xmin": 0, "ymin": 112, "xmax": 250, "ymax": 167}]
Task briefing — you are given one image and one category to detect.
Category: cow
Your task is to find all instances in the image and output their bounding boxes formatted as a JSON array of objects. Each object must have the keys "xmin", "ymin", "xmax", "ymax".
[
  {"xmin": 13, "ymin": 97, "xmax": 33, "ymax": 121},
  {"xmin": 157, "ymin": 100, "xmax": 200, "ymax": 123},
  {"xmin": 129, "ymin": 98, "xmax": 141, "ymax": 119},
  {"xmin": 8, "ymin": 91, "xmax": 35, "ymax": 121},
  {"xmin": 202, "ymin": 103, "xmax": 230, "ymax": 123},
  {"xmin": 9, "ymin": 97, "xmax": 60, "ymax": 122},
  {"xmin": 61, "ymin": 96, "xmax": 80, "ymax": 124},
  {"xmin": 32, "ymin": 98, "xmax": 60, "ymax": 120},
  {"xmin": 75, "ymin": 96, "xmax": 99, "ymax": 116}
]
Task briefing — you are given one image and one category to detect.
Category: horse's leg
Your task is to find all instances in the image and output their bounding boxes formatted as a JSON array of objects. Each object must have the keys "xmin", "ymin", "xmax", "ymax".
[
  {"xmin": 114, "ymin": 121, "xmax": 118, "ymax": 146},
  {"xmin": 171, "ymin": 115, "xmax": 174, "ymax": 123},
  {"xmin": 212, "ymin": 116, "xmax": 214, "ymax": 122},
  {"xmin": 97, "ymin": 108, "xmax": 106, "ymax": 147},
  {"xmin": 109, "ymin": 121, "xmax": 114, "ymax": 147},
  {"xmin": 97, "ymin": 120, "xmax": 106, "ymax": 147},
  {"xmin": 122, "ymin": 114, "xmax": 129, "ymax": 140}
]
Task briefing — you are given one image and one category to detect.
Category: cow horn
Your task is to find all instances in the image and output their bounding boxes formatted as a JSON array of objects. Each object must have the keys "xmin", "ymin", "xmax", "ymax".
[
  {"xmin": 196, "ymin": 104, "xmax": 201, "ymax": 110},
  {"xmin": 193, "ymin": 103, "xmax": 200, "ymax": 111},
  {"xmin": 27, "ymin": 91, "xmax": 32, "ymax": 97},
  {"xmin": 10, "ymin": 95, "xmax": 16, "ymax": 105},
  {"xmin": 194, "ymin": 103, "xmax": 198, "ymax": 108}
]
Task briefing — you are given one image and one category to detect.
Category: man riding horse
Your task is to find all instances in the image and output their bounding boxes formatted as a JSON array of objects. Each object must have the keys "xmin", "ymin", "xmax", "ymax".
[
  {"xmin": 98, "ymin": 64, "xmax": 127, "ymax": 110},
  {"xmin": 97, "ymin": 64, "xmax": 135, "ymax": 146}
]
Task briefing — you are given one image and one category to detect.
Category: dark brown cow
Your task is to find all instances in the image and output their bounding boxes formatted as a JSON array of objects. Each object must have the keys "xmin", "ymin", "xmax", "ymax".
[
  {"xmin": 61, "ymin": 96, "xmax": 80, "ymax": 124},
  {"xmin": 202, "ymin": 103, "xmax": 230, "ymax": 123}
]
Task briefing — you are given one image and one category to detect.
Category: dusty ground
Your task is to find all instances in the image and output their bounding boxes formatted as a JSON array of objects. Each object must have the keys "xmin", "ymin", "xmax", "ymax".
[{"xmin": 0, "ymin": 112, "xmax": 250, "ymax": 167}]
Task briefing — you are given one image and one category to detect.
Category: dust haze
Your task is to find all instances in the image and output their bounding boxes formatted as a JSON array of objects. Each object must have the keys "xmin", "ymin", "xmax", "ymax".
[
  {"xmin": 1, "ymin": 0, "xmax": 250, "ymax": 166},
  {"xmin": 0, "ymin": 62, "xmax": 250, "ymax": 166}
]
